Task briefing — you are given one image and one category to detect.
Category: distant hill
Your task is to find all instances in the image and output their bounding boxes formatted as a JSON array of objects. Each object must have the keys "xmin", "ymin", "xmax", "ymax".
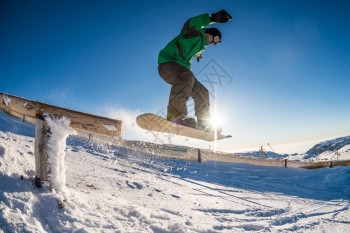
[
  {"xmin": 236, "ymin": 151, "xmax": 288, "ymax": 160},
  {"xmin": 305, "ymin": 136, "xmax": 350, "ymax": 156},
  {"xmin": 286, "ymin": 136, "xmax": 350, "ymax": 161},
  {"xmin": 235, "ymin": 136, "xmax": 350, "ymax": 162}
]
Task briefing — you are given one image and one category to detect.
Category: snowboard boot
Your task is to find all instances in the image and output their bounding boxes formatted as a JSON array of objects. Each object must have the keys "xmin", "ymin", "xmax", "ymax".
[
  {"xmin": 166, "ymin": 105, "xmax": 196, "ymax": 128},
  {"xmin": 174, "ymin": 117, "xmax": 197, "ymax": 128}
]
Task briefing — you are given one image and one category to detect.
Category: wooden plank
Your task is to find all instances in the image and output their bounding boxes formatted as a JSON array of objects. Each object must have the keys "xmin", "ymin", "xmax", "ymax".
[
  {"xmin": 0, "ymin": 92, "xmax": 123, "ymax": 138},
  {"xmin": 34, "ymin": 119, "xmax": 50, "ymax": 187}
]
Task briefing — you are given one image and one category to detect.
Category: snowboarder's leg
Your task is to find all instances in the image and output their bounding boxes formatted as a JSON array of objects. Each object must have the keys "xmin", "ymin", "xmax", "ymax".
[
  {"xmin": 158, "ymin": 62, "xmax": 195, "ymax": 125},
  {"xmin": 191, "ymin": 79, "xmax": 211, "ymax": 128}
]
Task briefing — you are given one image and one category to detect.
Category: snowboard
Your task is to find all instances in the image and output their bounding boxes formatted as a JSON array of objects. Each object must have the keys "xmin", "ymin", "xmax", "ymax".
[{"xmin": 136, "ymin": 113, "xmax": 231, "ymax": 141}]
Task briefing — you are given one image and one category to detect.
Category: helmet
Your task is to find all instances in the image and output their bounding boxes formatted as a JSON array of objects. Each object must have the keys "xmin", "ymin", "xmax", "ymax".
[{"xmin": 205, "ymin": 28, "xmax": 221, "ymax": 44}]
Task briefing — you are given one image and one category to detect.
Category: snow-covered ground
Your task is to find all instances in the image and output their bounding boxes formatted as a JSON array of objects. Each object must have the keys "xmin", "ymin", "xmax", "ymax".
[{"xmin": 0, "ymin": 110, "xmax": 350, "ymax": 232}]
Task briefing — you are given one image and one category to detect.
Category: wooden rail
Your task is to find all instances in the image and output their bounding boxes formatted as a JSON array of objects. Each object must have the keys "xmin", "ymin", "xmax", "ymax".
[
  {"xmin": 1, "ymin": 92, "xmax": 123, "ymax": 188},
  {"xmin": 0, "ymin": 92, "xmax": 123, "ymax": 137}
]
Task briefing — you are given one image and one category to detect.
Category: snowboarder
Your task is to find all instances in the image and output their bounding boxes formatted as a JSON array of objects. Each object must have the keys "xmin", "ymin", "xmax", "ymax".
[{"xmin": 158, "ymin": 10, "xmax": 232, "ymax": 131}]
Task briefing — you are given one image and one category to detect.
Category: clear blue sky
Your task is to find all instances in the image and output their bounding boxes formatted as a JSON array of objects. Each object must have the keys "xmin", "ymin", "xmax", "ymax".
[{"xmin": 1, "ymin": 0, "xmax": 350, "ymax": 154}]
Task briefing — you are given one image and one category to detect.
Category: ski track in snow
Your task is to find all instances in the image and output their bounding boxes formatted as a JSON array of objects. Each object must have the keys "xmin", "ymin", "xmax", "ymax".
[{"xmin": 0, "ymin": 111, "xmax": 350, "ymax": 232}]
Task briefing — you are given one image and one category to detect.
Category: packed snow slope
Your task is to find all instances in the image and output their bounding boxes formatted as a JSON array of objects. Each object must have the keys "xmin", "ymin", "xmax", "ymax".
[{"xmin": 0, "ymin": 109, "xmax": 350, "ymax": 232}]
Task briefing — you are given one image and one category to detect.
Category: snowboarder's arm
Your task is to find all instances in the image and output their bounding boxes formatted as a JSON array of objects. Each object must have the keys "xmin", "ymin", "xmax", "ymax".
[
  {"xmin": 210, "ymin": 10, "xmax": 232, "ymax": 23},
  {"xmin": 187, "ymin": 10, "xmax": 232, "ymax": 31},
  {"xmin": 187, "ymin": 13, "xmax": 213, "ymax": 30}
]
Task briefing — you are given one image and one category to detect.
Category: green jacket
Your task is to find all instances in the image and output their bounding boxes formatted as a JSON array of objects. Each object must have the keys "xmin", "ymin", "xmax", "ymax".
[{"xmin": 158, "ymin": 14, "xmax": 213, "ymax": 69}]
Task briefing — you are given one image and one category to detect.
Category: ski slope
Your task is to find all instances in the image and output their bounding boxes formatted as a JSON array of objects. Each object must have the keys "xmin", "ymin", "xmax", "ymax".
[{"xmin": 0, "ymin": 110, "xmax": 349, "ymax": 232}]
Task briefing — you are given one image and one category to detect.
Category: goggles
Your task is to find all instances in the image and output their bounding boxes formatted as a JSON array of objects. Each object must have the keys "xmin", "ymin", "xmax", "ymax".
[{"xmin": 213, "ymin": 35, "xmax": 221, "ymax": 45}]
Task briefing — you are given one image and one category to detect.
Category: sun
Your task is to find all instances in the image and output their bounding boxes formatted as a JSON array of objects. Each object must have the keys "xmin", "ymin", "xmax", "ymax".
[{"xmin": 209, "ymin": 113, "xmax": 223, "ymax": 128}]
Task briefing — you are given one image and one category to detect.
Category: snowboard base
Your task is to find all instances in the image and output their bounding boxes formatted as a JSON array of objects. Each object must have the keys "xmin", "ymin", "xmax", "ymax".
[{"xmin": 136, "ymin": 113, "xmax": 231, "ymax": 141}]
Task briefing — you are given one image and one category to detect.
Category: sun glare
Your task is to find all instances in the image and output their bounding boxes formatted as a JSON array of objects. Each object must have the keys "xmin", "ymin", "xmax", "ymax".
[{"xmin": 210, "ymin": 114, "xmax": 223, "ymax": 128}]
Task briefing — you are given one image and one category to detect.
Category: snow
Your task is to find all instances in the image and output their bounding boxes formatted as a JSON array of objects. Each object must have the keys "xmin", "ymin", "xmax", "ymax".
[
  {"xmin": 2, "ymin": 95, "xmax": 11, "ymax": 106},
  {"xmin": 0, "ymin": 109, "xmax": 350, "ymax": 232},
  {"xmin": 102, "ymin": 124, "xmax": 117, "ymax": 131},
  {"xmin": 43, "ymin": 114, "xmax": 77, "ymax": 194}
]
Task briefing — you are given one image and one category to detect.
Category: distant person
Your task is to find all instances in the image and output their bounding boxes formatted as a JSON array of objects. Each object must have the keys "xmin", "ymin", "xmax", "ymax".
[{"xmin": 158, "ymin": 10, "xmax": 232, "ymax": 131}]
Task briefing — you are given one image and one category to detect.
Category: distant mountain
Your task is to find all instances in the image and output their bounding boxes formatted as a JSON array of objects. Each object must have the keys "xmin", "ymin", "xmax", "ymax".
[
  {"xmin": 237, "ymin": 136, "xmax": 350, "ymax": 162},
  {"xmin": 236, "ymin": 151, "xmax": 288, "ymax": 160},
  {"xmin": 285, "ymin": 135, "xmax": 350, "ymax": 161},
  {"xmin": 305, "ymin": 136, "xmax": 350, "ymax": 158}
]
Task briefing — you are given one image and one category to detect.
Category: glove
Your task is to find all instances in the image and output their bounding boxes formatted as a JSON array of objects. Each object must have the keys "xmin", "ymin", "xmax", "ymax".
[{"xmin": 210, "ymin": 10, "xmax": 232, "ymax": 23}]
